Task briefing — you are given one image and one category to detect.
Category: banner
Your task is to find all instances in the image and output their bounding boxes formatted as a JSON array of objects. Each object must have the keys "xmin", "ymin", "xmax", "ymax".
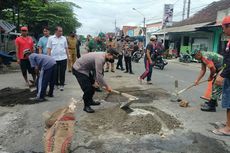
[{"xmin": 162, "ymin": 4, "xmax": 174, "ymax": 28}]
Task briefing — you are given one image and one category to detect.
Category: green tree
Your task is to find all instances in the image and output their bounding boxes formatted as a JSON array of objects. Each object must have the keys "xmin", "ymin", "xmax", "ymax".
[{"xmin": 1, "ymin": 0, "xmax": 81, "ymax": 37}]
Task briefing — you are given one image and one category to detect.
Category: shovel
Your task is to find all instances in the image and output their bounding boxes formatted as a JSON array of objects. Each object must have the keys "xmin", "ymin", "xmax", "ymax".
[
  {"xmin": 110, "ymin": 89, "xmax": 139, "ymax": 109},
  {"xmin": 177, "ymin": 79, "xmax": 208, "ymax": 95},
  {"xmin": 171, "ymin": 79, "xmax": 208, "ymax": 102}
]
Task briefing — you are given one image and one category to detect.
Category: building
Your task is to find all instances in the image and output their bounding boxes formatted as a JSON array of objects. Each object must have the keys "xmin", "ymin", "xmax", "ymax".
[
  {"xmin": 122, "ymin": 26, "xmax": 137, "ymax": 37},
  {"xmin": 153, "ymin": 0, "xmax": 230, "ymax": 56},
  {"xmin": 146, "ymin": 21, "xmax": 162, "ymax": 43}
]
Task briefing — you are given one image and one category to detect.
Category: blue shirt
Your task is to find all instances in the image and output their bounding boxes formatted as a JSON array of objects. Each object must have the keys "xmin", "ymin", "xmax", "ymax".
[
  {"xmin": 29, "ymin": 53, "xmax": 56, "ymax": 70},
  {"xmin": 37, "ymin": 36, "xmax": 49, "ymax": 55}
]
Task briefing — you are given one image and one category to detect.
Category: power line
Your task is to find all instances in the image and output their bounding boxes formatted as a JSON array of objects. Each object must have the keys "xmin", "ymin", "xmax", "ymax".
[{"xmin": 145, "ymin": 3, "xmax": 210, "ymax": 22}]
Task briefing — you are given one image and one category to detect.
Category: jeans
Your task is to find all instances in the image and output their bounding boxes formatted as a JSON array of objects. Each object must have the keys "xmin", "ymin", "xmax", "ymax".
[
  {"xmin": 73, "ymin": 69, "xmax": 95, "ymax": 107},
  {"xmin": 54, "ymin": 59, "xmax": 67, "ymax": 86},
  {"xmin": 140, "ymin": 57, "xmax": 153, "ymax": 81},
  {"xmin": 222, "ymin": 78, "xmax": 230, "ymax": 109}
]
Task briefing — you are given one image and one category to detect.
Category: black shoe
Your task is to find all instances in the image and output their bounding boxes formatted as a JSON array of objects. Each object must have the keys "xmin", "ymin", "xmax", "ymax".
[
  {"xmin": 90, "ymin": 101, "xmax": 101, "ymax": 106},
  {"xmin": 104, "ymin": 70, "xmax": 109, "ymax": 72},
  {"xmin": 116, "ymin": 67, "xmax": 120, "ymax": 70},
  {"xmin": 201, "ymin": 104, "xmax": 216, "ymax": 112},
  {"xmin": 30, "ymin": 97, "xmax": 47, "ymax": 102},
  {"xmin": 124, "ymin": 71, "xmax": 128, "ymax": 73},
  {"xmin": 83, "ymin": 106, "xmax": 95, "ymax": 113},
  {"xmin": 130, "ymin": 72, "xmax": 134, "ymax": 74},
  {"xmin": 111, "ymin": 70, "xmax": 115, "ymax": 73},
  {"xmin": 47, "ymin": 94, "xmax": 54, "ymax": 98},
  {"xmin": 121, "ymin": 68, "xmax": 125, "ymax": 71}
]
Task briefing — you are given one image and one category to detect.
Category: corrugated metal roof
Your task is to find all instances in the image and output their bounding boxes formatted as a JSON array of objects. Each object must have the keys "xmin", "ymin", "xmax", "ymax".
[
  {"xmin": 0, "ymin": 20, "xmax": 16, "ymax": 33},
  {"xmin": 152, "ymin": 22, "xmax": 212, "ymax": 35}
]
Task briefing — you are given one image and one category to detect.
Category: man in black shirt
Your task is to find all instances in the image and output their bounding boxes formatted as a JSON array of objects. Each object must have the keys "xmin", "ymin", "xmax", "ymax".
[{"xmin": 138, "ymin": 35, "xmax": 157, "ymax": 84}]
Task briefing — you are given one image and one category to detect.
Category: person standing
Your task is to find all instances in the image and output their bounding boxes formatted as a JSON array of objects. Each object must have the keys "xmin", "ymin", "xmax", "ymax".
[
  {"xmin": 24, "ymin": 50, "xmax": 56, "ymax": 102},
  {"xmin": 47, "ymin": 26, "xmax": 69, "ymax": 91},
  {"xmin": 123, "ymin": 36, "xmax": 134, "ymax": 74},
  {"xmin": 138, "ymin": 35, "xmax": 157, "ymax": 84},
  {"xmin": 38, "ymin": 27, "xmax": 50, "ymax": 55},
  {"xmin": 105, "ymin": 36, "xmax": 116, "ymax": 72},
  {"xmin": 213, "ymin": 16, "xmax": 230, "ymax": 135},
  {"xmin": 67, "ymin": 31, "xmax": 77, "ymax": 72},
  {"xmin": 15, "ymin": 26, "xmax": 36, "ymax": 86},
  {"xmin": 116, "ymin": 37, "xmax": 125, "ymax": 70},
  {"xmin": 72, "ymin": 51, "xmax": 118, "ymax": 113},
  {"xmin": 76, "ymin": 35, "xmax": 81, "ymax": 58}
]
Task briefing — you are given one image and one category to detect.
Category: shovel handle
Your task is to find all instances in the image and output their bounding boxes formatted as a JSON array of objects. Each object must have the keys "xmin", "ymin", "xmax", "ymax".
[{"xmin": 178, "ymin": 79, "xmax": 208, "ymax": 94}]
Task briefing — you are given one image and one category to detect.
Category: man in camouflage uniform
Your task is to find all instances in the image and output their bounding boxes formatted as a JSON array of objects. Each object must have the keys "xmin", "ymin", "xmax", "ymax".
[
  {"xmin": 192, "ymin": 50, "xmax": 224, "ymax": 112},
  {"xmin": 95, "ymin": 32, "xmax": 107, "ymax": 52}
]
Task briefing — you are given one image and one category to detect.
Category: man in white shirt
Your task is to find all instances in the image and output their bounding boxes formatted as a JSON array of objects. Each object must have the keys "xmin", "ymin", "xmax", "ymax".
[{"xmin": 47, "ymin": 26, "xmax": 69, "ymax": 91}]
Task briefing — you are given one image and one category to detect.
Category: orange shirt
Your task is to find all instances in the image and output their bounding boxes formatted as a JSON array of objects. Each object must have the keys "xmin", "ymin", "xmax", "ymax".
[{"xmin": 15, "ymin": 36, "xmax": 34, "ymax": 60}]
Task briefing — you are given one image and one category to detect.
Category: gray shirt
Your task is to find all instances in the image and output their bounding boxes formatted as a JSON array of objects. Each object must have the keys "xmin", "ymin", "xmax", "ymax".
[
  {"xmin": 73, "ymin": 52, "xmax": 108, "ymax": 87},
  {"xmin": 29, "ymin": 53, "xmax": 56, "ymax": 70}
]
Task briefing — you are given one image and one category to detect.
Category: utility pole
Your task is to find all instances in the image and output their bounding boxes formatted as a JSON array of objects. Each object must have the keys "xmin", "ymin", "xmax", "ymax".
[
  {"xmin": 115, "ymin": 19, "xmax": 117, "ymax": 36},
  {"xmin": 182, "ymin": 0, "xmax": 186, "ymax": 20},
  {"xmin": 187, "ymin": 0, "xmax": 191, "ymax": 19},
  {"xmin": 143, "ymin": 17, "xmax": 146, "ymax": 35}
]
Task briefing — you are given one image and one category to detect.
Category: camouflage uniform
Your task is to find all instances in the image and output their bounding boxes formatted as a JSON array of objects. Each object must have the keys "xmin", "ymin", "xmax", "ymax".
[{"xmin": 201, "ymin": 51, "xmax": 223, "ymax": 103}]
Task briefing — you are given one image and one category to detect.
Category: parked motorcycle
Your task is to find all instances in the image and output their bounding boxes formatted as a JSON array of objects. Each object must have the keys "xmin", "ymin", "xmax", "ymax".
[
  {"xmin": 154, "ymin": 54, "xmax": 168, "ymax": 70},
  {"xmin": 132, "ymin": 49, "xmax": 144, "ymax": 63},
  {"xmin": 179, "ymin": 53, "xmax": 192, "ymax": 63},
  {"xmin": 150, "ymin": 49, "xmax": 168, "ymax": 70}
]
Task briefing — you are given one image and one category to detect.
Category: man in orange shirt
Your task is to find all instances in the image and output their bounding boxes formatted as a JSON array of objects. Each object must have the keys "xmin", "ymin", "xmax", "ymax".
[{"xmin": 15, "ymin": 27, "xmax": 36, "ymax": 85}]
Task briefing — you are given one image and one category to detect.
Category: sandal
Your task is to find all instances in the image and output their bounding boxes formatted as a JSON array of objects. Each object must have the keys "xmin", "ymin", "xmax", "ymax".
[{"xmin": 212, "ymin": 129, "xmax": 230, "ymax": 136}]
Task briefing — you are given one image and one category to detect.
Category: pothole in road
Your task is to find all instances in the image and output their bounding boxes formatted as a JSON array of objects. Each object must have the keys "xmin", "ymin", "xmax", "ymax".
[
  {"xmin": 0, "ymin": 87, "xmax": 36, "ymax": 107},
  {"xmin": 95, "ymin": 87, "xmax": 170, "ymax": 103},
  {"xmin": 79, "ymin": 105, "xmax": 181, "ymax": 136}
]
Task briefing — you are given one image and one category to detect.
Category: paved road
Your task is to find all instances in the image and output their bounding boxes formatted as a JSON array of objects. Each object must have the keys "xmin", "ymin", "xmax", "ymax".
[{"xmin": 0, "ymin": 58, "xmax": 229, "ymax": 153}]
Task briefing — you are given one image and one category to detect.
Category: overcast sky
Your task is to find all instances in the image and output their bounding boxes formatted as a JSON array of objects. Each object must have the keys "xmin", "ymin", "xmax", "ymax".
[{"xmin": 67, "ymin": 0, "xmax": 218, "ymax": 36}]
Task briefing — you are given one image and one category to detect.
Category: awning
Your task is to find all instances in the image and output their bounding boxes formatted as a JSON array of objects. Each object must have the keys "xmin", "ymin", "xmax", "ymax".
[
  {"xmin": 152, "ymin": 22, "xmax": 212, "ymax": 35},
  {"xmin": 0, "ymin": 20, "xmax": 16, "ymax": 33}
]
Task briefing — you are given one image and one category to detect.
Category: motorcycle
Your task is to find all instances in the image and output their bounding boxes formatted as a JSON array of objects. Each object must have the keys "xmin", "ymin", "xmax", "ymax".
[
  {"xmin": 131, "ymin": 49, "xmax": 144, "ymax": 63},
  {"xmin": 152, "ymin": 50, "xmax": 168, "ymax": 70},
  {"xmin": 179, "ymin": 53, "xmax": 192, "ymax": 63}
]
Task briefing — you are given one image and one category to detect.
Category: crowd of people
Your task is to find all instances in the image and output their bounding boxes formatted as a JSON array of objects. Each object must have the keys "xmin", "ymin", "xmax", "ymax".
[
  {"xmin": 14, "ymin": 16, "xmax": 230, "ymax": 135},
  {"xmin": 15, "ymin": 26, "xmax": 81, "ymax": 101},
  {"xmin": 85, "ymin": 33, "xmax": 144, "ymax": 75}
]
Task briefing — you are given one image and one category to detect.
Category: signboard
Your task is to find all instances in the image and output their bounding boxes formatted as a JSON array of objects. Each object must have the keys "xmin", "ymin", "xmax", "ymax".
[
  {"xmin": 127, "ymin": 30, "xmax": 134, "ymax": 37},
  {"xmin": 162, "ymin": 4, "xmax": 174, "ymax": 28}
]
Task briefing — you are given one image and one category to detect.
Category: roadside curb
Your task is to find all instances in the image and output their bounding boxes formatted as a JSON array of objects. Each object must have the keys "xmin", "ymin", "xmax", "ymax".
[{"xmin": 167, "ymin": 60, "xmax": 201, "ymax": 69}]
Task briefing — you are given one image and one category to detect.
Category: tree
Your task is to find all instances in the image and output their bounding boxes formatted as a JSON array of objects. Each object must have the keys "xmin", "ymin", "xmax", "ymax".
[{"xmin": 0, "ymin": 0, "xmax": 81, "ymax": 37}]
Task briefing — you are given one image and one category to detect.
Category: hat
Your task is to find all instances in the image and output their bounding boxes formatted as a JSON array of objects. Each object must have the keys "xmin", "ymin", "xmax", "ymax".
[
  {"xmin": 222, "ymin": 16, "xmax": 230, "ymax": 26},
  {"xmin": 23, "ymin": 49, "xmax": 31, "ymax": 57},
  {"xmin": 150, "ymin": 35, "xmax": 157, "ymax": 41},
  {"xmin": 191, "ymin": 49, "xmax": 200, "ymax": 57},
  {"xmin": 107, "ymin": 48, "xmax": 119, "ymax": 59},
  {"xmin": 21, "ymin": 26, "xmax": 28, "ymax": 31}
]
